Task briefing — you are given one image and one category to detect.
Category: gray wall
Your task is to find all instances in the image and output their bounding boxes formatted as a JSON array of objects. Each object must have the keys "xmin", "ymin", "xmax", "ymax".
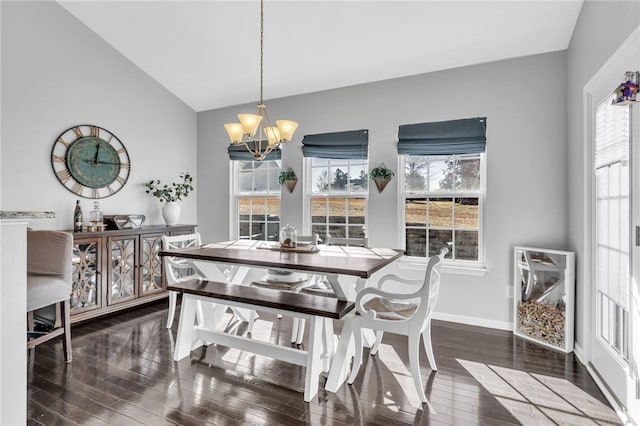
[
  {"xmin": 566, "ymin": 1, "xmax": 639, "ymax": 349},
  {"xmin": 198, "ymin": 51, "xmax": 569, "ymax": 327},
  {"xmin": 1, "ymin": 1, "xmax": 197, "ymax": 230}
]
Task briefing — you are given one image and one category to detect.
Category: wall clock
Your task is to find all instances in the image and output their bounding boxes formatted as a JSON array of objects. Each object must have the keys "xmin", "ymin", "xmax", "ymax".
[{"xmin": 51, "ymin": 124, "xmax": 130, "ymax": 199}]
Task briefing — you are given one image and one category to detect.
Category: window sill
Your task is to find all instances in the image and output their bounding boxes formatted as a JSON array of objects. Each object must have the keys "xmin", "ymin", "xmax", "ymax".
[{"xmin": 396, "ymin": 257, "xmax": 488, "ymax": 277}]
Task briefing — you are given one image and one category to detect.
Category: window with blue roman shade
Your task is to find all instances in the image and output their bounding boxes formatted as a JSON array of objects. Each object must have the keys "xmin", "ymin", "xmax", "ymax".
[
  {"xmin": 301, "ymin": 129, "xmax": 368, "ymax": 159},
  {"xmin": 228, "ymin": 143, "xmax": 281, "ymax": 161},
  {"xmin": 397, "ymin": 117, "xmax": 487, "ymax": 155}
]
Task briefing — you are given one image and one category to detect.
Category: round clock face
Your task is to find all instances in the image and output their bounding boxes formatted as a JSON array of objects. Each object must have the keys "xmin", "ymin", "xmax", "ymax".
[{"xmin": 51, "ymin": 125, "xmax": 130, "ymax": 199}]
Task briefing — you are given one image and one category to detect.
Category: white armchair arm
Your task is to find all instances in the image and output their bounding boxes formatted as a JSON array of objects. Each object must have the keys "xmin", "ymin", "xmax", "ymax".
[{"xmin": 355, "ymin": 281, "xmax": 423, "ymax": 320}]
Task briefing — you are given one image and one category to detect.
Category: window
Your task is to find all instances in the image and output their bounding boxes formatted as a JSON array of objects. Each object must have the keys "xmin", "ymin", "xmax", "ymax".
[
  {"xmin": 402, "ymin": 154, "xmax": 484, "ymax": 262},
  {"xmin": 301, "ymin": 129, "xmax": 369, "ymax": 240},
  {"xmin": 396, "ymin": 117, "xmax": 486, "ymax": 263},
  {"xmin": 308, "ymin": 158, "xmax": 368, "ymax": 240},
  {"xmin": 233, "ymin": 159, "xmax": 281, "ymax": 241}
]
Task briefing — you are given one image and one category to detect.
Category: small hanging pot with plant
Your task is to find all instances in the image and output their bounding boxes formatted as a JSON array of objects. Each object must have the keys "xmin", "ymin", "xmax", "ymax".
[
  {"xmin": 369, "ymin": 163, "xmax": 395, "ymax": 193},
  {"xmin": 278, "ymin": 167, "xmax": 298, "ymax": 193}
]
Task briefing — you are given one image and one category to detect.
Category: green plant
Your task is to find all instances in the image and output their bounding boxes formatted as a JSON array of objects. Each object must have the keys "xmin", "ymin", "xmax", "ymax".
[
  {"xmin": 145, "ymin": 172, "xmax": 193, "ymax": 203},
  {"xmin": 278, "ymin": 167, "xmax": 297, "ymax": 185},
  {"xmin": 369, "ymin": 164, "xmax": 395, "ymax": 180}
]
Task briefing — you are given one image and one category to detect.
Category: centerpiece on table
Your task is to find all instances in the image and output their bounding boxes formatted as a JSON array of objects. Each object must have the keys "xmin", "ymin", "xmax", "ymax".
[{"xmin": 145, "ymin": 172, "xmax": 193, "ymax": 225}]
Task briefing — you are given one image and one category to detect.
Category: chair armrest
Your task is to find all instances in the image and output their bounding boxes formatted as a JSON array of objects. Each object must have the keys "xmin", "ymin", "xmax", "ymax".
[
  {"xmin": 376, "ymin": 273, "xmax": 423, "ymax": 291},
  {"xmin": 355, "ymin": 285, "xmax": 422, "ymax": 319}
]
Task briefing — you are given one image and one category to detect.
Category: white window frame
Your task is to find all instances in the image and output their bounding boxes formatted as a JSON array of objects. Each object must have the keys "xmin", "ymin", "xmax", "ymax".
[
  {"xmin": 229, "ymin": 159, "xmax": 281, "ymax": 240},
  {"xmin": 398, "ymin": 153, "xmax": 487, "ymax": 270},
  {"xmin": 302, "ymin": 157, "xmax": 369, "ymax": 238}
]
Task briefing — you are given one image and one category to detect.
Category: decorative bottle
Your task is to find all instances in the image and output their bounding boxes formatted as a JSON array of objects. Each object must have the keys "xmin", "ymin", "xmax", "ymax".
[
  {"xmin": 73, "ymin": 200, "xmax": 83, "ymax": 232},
  {"xmin": 89, "ymin": 201, "xmax": 103, "ymax": 229},
  {"xmin": 279, "ymin": 224, "xmax": 297, "ymax": 249}
]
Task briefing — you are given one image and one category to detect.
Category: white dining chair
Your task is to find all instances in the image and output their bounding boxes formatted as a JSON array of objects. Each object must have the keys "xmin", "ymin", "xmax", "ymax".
[
  {"xmin": 347, "ymin": 247, "xmax": 447, "ymax": 403},
  {"xmin": 162, "ymin": 233, "xmax": 204, "ymax": 328}
]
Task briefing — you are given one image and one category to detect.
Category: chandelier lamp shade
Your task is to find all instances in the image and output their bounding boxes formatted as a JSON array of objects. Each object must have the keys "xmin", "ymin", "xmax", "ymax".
[{"xmin": 224, "ymin": 0, "xmax": 298, "ymax": 161}]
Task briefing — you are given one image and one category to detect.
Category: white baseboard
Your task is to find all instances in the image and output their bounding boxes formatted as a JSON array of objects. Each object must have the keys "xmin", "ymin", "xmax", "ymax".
[{"xmin": 432, "ymin": 312, "xmax": 512, "ymax": 331}]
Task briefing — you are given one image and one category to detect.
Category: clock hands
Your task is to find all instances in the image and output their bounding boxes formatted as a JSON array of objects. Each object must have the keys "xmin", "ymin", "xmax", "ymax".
[
  {"xmin": 84, "ymin": 160, "xmax": 121, "ymax": 165},
  {"xmin": 93, "ymin": 144, "xmax": 100, "ymax": 164}
]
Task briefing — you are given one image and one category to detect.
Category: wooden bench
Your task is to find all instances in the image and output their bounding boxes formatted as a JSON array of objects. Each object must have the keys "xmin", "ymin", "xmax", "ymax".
[{"xmin": 168, "ymin": 279, "xmax": 355, "ymax": 402}]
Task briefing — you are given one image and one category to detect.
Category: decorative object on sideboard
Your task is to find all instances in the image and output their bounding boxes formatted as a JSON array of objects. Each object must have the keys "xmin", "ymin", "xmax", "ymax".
[
  {"xmin": 51, "ymin": 124, "xmax": 130, "ymax": 198},
  {"xmin": 612, "ymin": 71, "xmax": 639, "ymax": 106},
  {"xmin": 278, "ymin": 167, "xmax": 298, "ymax": 193},
  {"xmin": 104, "ymin": 214, "xmax": 145, "ymax": 230},
  {"xmin": 279, "ymin": 224, "xmax": 298, "ymax": 249},
  {"xmin": 223, "ymin": 0, "xmax": 298, "ymax": 161},
  {"xmin": 87, "ymin": 201, "xmax": 105, "ymax": 232},
  {"xmin": 73, "ymin": 200, "xmax": 83, "ymax": 232},
  {"xmin": 145, "ymin": 172, "xmax": 193, "ymax": 226},
  {"xmin": 369, "ymin": 163, "xmax": 395, "ymax": 193}
]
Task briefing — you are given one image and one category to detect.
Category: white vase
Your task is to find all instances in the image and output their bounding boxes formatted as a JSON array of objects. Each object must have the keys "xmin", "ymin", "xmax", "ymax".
[{"xmin": 162, "ymin": 202, "xmax": 181, "ymax": 226}]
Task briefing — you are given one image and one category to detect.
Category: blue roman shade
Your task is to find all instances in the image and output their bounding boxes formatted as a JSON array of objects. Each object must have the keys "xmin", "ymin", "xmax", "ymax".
[
  {"xmin": 227, "ymin": 142, "xmax": 281, "ymax": 161},
  {"xmin": 397, "ymin": 117, "xmax": 487, "ymax": 155},
  {"xmin": 301, "ymin": 129, "xmax": 368, "ymax": 159}
]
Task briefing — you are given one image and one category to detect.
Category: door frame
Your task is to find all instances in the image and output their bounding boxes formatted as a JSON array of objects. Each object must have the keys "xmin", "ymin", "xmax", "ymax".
[{"xmin": 582, "ymin": 26, "xmax": 639, "ymax": 424}]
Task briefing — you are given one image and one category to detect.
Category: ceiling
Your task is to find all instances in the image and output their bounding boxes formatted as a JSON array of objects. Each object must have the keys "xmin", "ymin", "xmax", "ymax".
[{"xmin": 58, "ymin": 1, "xmax": 583, "ymax": 112}]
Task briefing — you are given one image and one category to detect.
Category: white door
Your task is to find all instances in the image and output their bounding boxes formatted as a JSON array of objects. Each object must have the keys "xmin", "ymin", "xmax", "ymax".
[{"xmin": 586, "ymin": 27, "xmax": 639, "ymax": 424}]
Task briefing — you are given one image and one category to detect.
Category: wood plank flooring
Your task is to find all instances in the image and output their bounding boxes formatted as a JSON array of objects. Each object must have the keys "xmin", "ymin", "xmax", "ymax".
[{"xmin": 27, "ymin": 300, "xmax": 622, "ymax": 425}]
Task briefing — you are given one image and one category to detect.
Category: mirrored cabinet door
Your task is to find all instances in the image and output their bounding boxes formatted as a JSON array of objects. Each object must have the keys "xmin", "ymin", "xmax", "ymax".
[
  {"xmin": 108, "ymin": 235, "xmax": 137, "ymax": 304},
  {"xmin": 140, "ymin": 233, "xmax": 164, "ymax": 296},
  {"xmin": 71, "ymin": 237, "xmax": 102, "ymax": 313}
]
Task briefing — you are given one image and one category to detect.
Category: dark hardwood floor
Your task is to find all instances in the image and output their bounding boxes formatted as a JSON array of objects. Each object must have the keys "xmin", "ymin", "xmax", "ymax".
[{"xmin": 27, "ymin": 300, "xmax": 622, "ymax": 425}]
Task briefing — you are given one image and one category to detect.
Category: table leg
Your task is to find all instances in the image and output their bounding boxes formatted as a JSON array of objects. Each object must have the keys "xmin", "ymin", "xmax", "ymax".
[
  {"xmin": 325, "ymin": 315, "xmax": 355, "ymax": 393},
  {"xmin": 174, "ymin": 294, "xmax": 201, "ymax": 361},
  {"xmin": 304, "ymin": 316, "xmax": 323, "ymax": 402},
  {"xmin": 321, "ymin": 318, "xmax": 334, "ymax": 373}
]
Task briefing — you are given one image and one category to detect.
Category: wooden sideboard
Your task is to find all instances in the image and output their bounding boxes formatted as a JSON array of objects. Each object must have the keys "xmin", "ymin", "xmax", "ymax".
[{"xmin": 69, "ymin": 224, "xmax": 196, "ymax": 323}]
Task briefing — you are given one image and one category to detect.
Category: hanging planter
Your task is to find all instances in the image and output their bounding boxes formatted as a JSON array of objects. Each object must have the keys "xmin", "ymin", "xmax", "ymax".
[
  {"xmin": 369, "ymin": 164, "xmax": 395, "ymax": 193},
  {"xmin": 278, "ymin": 167, "xmax": 298, "ymax": 194}
]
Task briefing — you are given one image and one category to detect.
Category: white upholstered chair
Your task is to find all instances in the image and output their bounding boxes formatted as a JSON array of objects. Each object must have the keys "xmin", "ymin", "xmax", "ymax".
[
  {"xmin": 347, "ymin": 247, "xmax": 447, "ymax": 403},
  {"xmin": 27, "ymin": 229, "xmax": 73, "ymax": 362},
  {"xmin": 161, "ymin": 233, "xmax": 203, "ymax": 328}
]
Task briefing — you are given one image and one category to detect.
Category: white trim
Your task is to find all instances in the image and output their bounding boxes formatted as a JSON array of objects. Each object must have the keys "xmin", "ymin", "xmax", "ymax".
[
  {"xmin": 397, "ymin": 257, "xmax": 488, "ymax": 276},
  {"xmin": 432, "ymin": 312, "xmax": 511, "ymax": 331},
  {"xmin": 584, "ymin": 362, "xmax": 634, "ymax": 426},
  {"xmin": 582, "ymin": 25, "xmax": 640, "ymax": 421}
]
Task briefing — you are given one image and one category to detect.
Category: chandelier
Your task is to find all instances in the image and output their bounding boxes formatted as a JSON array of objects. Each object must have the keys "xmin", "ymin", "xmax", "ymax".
[{"xmin": 224, "ymin": 0, "xmax": 298, "ymax": 161}]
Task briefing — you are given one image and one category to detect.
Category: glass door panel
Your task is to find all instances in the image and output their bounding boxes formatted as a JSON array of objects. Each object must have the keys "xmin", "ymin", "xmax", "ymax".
[
  {"xmin": 108, "ymin": 235, "xmax": 137, "ymax": 304},
  {"xmin": 71, "ymin": 238, "xmax": 101, "ymax": 313}
]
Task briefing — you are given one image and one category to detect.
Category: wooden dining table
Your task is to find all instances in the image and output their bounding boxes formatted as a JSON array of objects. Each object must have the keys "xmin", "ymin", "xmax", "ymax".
[{"xmin": 159, "ymin": 239, "xmax": 403, "ymax": 393}]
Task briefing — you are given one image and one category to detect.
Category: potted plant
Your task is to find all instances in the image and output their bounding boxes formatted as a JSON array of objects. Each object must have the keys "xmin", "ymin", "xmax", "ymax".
[
  {"xmin": 145, "ymin": 172, "xmax": 193, "ymax": 225},
  {"xmin": 369, "ymin": 164, "xmax": 395, "ymax": 193},
  {"xmin": 278, "ymin": 167, "xmax": 298, "ymax": 193}
]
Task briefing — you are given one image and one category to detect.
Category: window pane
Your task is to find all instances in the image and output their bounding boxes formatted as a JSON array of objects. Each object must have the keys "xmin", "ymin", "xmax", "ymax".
[
  {"xmin": 349, "ymin": 225, "xmax": 366, "ymax": 238},
  {"xmin": 331, "ymin": 167, "xmax": 350, "ymax": 191},
  {"xmin": 239, "ymin": 222, "xmax": 250, "ymax": 238},
  {"xmin": 238, "ymin": 198, "xmax": 250, "ymax": 220},
  {"xmin": 457, "ymin": 157, "xmax": 481, "ymax": 191},
  {"xmin": 266, "ymin": 197, "xmax": 280, "ymax": 217},
  {"xmin": 405, "ymin": 156, "xmax": 428, "ymax": 192},
  {"xmin": 253, "ymin": 167, "xmax": 270, "ymax": 193},
  {"xmin": 250, "ymin": 198, "xmax": 266, "ymax": 219},
  {"xmin": 251, "ymin": 223, "xmax": 263, "ymax": 239},
  {"xmin": 329, "ymin": 225, "xmax": 346, "ymax": 238},
  {"xmin": 312, "ymin": 224, "xmax": 326, "ymax": 239},
  {"xmin": 429, "ymin": 198, "xmax": 453, "ymax": 228},
  {"xmin": 406, "ymin": 198, "xmax": 427, "ymax": 226},
  {"xmin": 311, "ymin": 198, "xmax": 327, "ymax": 223},
  {"xmin": 312, "ymin": 168, "xmax": 330, "ymax": 193},
  {"xmin": 428, "ymin": 229, "xmax": 452, "ymax": 258},
  {"xmin": 428, "ymin": 158, "xmax": 449, "ymax": 192},
  {"xmin": 328, "ymin": 198, "xmax": 346, "ymax": 223},
  {"xmin": 455, "ymin": 230, "xmax": 478, "ymax": 260},
  {"xmin": 312, "ymin": 158, "xmax": 329, "ymax": 167},
  {"xmin": 406, "ymin": 228, "xmax": 427, "ymax": 257},
  {"xmin": 238, "ymin": 169, "xmax": 253, "ymax": 192},
  {"xmin": 455, "ymin": 197, "xmax": 479, "ymax": 229},
  {"xmin": 348, "ymin": 198, "xmax": 366, "ymax": 224},
  {"xmin": 350, "ymin": 165, "xmax": 368, "ymax": 192}
]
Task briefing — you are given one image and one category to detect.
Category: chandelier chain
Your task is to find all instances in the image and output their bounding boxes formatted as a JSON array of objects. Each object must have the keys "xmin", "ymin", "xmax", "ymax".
[{"xmin": 259, "ymin": 0, "xmax": 264, "ymax": 105}]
